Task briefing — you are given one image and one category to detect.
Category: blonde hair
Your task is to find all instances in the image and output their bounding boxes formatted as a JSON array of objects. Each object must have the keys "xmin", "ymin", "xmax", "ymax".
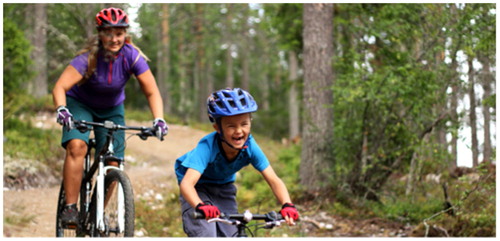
[{"xmin": 76, "ymin": 29, "xmax": 150, "ymax": 85}]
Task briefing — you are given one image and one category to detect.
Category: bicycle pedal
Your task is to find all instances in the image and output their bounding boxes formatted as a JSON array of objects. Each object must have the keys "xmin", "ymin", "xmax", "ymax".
[{"xmin": 64, "ymin": 224, "xmax": 78, "ymax": 229}]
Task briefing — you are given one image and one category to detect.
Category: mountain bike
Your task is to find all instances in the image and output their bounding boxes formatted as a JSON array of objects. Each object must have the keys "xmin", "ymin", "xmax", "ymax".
[
  {"xmin": 192, "ymin": 210, "xmax": 286, "ymax": 237},
  {"xmin": 55, "ymin": 119, "xmax": 160, "ymax": 237}
]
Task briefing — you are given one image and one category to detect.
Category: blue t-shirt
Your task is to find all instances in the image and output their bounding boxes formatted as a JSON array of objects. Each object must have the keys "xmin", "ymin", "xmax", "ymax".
[
  {"xmin": 175, "ymin": 132, "xmax": 270, "ymax": 185},
  {"xmin": 67, "ymin": 43, "xmax": 150, "ymax": 109}
]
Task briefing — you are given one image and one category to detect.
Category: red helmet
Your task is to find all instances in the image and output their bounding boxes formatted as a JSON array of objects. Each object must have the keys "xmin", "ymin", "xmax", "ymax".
[{"xmin": 95, "ymin": 7, "xmax": 129, "ymax": 28}]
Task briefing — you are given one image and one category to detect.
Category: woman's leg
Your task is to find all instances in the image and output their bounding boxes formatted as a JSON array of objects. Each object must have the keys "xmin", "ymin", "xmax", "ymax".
[{"xmin": 63, "ymin": 139, "xmax": 88, "ymax": 204}]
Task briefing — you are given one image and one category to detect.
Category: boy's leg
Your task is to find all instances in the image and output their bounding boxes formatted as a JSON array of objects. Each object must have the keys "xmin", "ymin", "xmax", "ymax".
[
  {"xmin": 212, "ymin": 183, "xmax": 238, "ymax": 237},
  {"xmin": 179, "ymin": 183, "xmax": 238, "ymax": 237}
]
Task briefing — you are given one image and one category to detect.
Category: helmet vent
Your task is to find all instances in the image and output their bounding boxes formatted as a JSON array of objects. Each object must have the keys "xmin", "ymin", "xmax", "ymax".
[
  {"xmin": 215, "ymin": 99, "xmax": 224, "ymax": 109},
  {"xmin": 208, "ymin": 103, "xmax": 215, "ymax": 113}
]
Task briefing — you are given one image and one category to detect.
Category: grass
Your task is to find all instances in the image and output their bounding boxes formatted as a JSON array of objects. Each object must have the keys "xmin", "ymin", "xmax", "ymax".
[
  {"xmin": 3, "ymin": 203, "xmax": 37, "ymax": 231},
  {"xmin": 3, "ymin": 117, "xmax": 64, "ymax": 181}
]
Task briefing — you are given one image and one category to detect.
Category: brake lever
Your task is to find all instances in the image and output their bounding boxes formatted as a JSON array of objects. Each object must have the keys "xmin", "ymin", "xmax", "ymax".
[
  {"xmin": 138, "ymin": 128, "xmax": 154, "ymax": 140},
  {"xmin": 74, "ymin": 121, "xmax": 90, "ymax": 133},
  {"xmin": 207, "ymin": 217, "xmax": 240, "ymax": 226},
  {"xmin": 263, "ymin": 220, "xmax": 285, "ymax": 229}
]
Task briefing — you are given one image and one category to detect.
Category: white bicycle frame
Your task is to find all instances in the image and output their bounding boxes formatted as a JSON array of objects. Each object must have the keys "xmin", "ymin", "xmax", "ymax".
[{"xmin": 95, "ymin": 141, "xmax": 125, "ymax": 234}]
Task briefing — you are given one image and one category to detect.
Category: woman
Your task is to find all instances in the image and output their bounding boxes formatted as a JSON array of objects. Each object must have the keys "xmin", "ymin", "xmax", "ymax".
[{"xmin": 52, "ymin": 7, "xmax": 167, "ymax": 226}]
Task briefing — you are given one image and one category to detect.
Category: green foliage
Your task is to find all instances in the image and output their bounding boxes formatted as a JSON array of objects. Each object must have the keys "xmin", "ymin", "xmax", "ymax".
[
  {"xmin": 3, "ymin": 15, "xmax": 34, "ymax": 115},
  {"xmin": 482, "ymin": 94, "xmax": 496, "ymax": 116},
  {"xmin": 3, "ymin": 117, "xmax": 64, "ymax": 179},
  {"xmin": 237, "ymin": 142, "xmax": 301, "ymax": 211},
  {"xmin": 375, "ymin": 197, "xmax": 443, "ymax": 223},
  {"xmin": 3, "ymin": 16, "xmax": 33, "ymax": 92},
  {"xmin": 328, "ymin": 3, "xmax": 493, "ymax": 200},
  {"xmin": 447, "ymin": 164, "xmax": 496, "ymax": 236},
  {"xmin": 263, "ymin": 3, "xmax": 303, "ymax": 52}
]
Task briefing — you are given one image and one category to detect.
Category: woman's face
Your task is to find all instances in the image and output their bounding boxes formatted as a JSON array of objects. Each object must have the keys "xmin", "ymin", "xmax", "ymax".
[{"xmin": 99, "ymin": 27, "xmax": 127, "ymax": 53}]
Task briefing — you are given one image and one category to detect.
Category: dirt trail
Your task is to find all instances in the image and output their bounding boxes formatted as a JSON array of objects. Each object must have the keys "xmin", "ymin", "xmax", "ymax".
[
  {"xmin": 3, "ymin": 116, "xmax": 412, "ymax": 237},
  {"xmin": 3, "ymin": 120, "xmax": 209, "ymax": 237}
]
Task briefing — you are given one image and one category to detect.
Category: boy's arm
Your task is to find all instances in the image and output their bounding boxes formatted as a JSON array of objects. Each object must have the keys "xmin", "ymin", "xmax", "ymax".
[
  {"xmin": 260, "ymin": 165, "xmax": 298, "ymax": 225},
  {"xmin": 260, "ymin": 166, "xmax": 292, "ymax": 205},
  {"xmin": 180, "ymin": 168, "xmax": 221, "ymax": 219},
  {"xmin": 179, "ymin": 168, "xmax": 204, "ymax": 208}
]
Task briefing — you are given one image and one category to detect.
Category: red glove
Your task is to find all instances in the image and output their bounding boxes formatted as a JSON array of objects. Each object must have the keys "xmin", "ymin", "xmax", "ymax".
[
  {"xmin": 196, "ymin": 202, "xmax": 220, "ymax": 219},
  {"xmin": 280, "ymin": 203, "xmax": 299, "ymax": 220}
]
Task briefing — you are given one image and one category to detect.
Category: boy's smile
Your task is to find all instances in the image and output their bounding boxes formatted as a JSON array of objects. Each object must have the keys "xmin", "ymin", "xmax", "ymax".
[{"xmin": 215, "ymin": 113, "xmax": 252, "ymax": 153}]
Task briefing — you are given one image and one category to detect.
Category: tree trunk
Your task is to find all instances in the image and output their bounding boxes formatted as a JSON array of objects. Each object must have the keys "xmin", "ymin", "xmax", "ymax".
[
  {"xmin": 288, "ymin": 50, "xmax": 300, "ymax": 140},
  {"xmin": 300, "ymin": 3, "xmax": 334, "ymax": 194},
  {"xmin": 478, "ymin": 53, "xmax": 493, "ymax": 163},
  {"xmin": 434, "ymin": 30, "xmax": 449, "ymax": 163},
  {"xmin": 195, "ymin": 4, "xmax": 207, "ymax": 121},
  {"xmin": 82, "ymin": 4, "xmax": 96, "ymax": 38},
  {"xmin": 448, "ymin": 23, "xmax": 461, "ymax": 170},
  {"xmin": 224, "ymin": 4, "xmax": 234, "ymax": 88},
  {"xmin": 467, "ymin": 56, "xmax": 479, "ymax": 167},
  {"xmin": 30, "ymin": 3, "xmax": 48, "ymax": 98},
  {"xmin": 240, "ymin": 5, "xmax": 250, "ymax": 91},
  {"xmin": 157, "ymin": 4, "xmax": 171, "ymax": 115},
  {"xmin": 177, "ymin": 8, "xmax": 190, "ymax": 123}
]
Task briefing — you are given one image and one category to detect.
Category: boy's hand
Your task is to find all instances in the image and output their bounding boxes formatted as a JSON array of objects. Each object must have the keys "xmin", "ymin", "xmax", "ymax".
[
  {"xmin": 280, "ymin": 203, "xmax": 299, "ymax": 226},
  {"xmin": 196, "ymin": 202, "xmax": 220, "ymax": 219}
]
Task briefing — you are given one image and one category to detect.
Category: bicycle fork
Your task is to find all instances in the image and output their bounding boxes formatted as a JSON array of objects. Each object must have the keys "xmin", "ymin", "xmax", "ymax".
[{"xmin": 95, "ymin": 146, "xmax": 125, "ymax": 234}]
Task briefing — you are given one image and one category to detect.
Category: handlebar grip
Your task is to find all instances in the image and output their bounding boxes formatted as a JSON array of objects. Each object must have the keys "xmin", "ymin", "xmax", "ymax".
[
  {"xmin": 192, "ymin": 211, "xmax": 205, "ymax": 219},
  {"xmin": 192, "ymin": 211, "xmax": 227, "ymax": 219}
]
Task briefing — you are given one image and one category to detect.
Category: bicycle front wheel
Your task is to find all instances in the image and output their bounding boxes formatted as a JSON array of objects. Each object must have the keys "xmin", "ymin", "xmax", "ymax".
[{"xmin": 97, "ymin": 170, "xmax": 135, "ymax": 237}]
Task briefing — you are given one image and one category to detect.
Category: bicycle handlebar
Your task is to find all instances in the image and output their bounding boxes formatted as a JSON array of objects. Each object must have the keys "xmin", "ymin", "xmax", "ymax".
[
  {"xmin": 73, "ymin": 120, "xmax": 157, "ymax": 140},
  {"xmin": 192, "ymin": 210, "xmax": 283, "ymax": 222}
]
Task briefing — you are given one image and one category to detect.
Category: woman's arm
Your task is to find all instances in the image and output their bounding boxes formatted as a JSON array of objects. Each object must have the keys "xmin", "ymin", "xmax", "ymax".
[
  {"xmin": 136, "ymin": 69, "xmax": 164, "ymax": 119},
  {"xmin": 52, "ymin": 65, "xmax": 83, "ymax": 108}
]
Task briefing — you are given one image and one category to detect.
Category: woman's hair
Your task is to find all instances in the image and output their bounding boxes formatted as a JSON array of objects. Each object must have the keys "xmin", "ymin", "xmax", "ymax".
[{"xmin": 76, "ymin": 29, "xmax": 150, "ymax": 85}]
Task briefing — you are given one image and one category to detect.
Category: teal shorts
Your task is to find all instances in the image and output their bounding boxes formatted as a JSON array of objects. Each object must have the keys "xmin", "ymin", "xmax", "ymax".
[{"xmin": 61, "ymin": 96, "xmax": 126, "ymax": 158}]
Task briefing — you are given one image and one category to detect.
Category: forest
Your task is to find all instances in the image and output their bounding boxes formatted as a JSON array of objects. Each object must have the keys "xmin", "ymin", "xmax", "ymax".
[{"xmin": 3, "ymin": 3, "xmax": 496, "ymax": 237}]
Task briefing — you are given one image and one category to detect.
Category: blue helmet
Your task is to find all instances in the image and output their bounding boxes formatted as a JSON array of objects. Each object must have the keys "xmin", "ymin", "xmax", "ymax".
[{"xmin": 207, "ymin": 88, "xmax": 258, "ymax": 123}]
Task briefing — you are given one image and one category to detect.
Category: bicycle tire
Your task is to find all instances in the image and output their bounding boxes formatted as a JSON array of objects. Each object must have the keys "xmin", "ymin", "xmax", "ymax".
[{"xmin": 91, "ymin": 170, "xmax": 135, "ymax": 237}]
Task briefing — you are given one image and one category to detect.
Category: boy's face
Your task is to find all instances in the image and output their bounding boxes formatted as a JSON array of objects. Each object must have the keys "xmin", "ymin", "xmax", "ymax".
[{"xmin": 214, "ymin": 113, "xmax": 252, "ymax": 149}]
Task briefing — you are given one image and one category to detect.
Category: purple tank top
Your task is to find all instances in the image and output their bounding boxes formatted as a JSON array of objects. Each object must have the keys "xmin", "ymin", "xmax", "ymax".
[{"xmin": 67, "ymin": 43, "xmax": 150, "ymax": 109}]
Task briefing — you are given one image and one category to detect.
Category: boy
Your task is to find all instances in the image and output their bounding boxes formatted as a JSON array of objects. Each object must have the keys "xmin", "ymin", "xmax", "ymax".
[{"xmin": 175, "ymin": 88, "xmax": 299, "ymax": 237}]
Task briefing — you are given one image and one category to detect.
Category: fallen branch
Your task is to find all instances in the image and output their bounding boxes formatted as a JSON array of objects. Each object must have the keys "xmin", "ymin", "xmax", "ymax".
[{"xmin": 300, "ymin": 217, "xmax": 334, "ymax": 230}]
